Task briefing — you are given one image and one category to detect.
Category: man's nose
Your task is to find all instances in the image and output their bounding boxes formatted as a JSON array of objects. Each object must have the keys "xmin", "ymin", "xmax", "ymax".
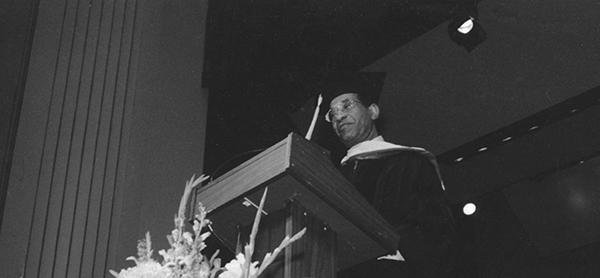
[{"xmin": 332, "ymin": 112, "xmax": 347, "ymax": 123}]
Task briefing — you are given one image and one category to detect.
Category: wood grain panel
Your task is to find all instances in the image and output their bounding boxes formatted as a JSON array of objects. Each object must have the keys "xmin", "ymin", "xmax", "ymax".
[
  {"xmin": 196, "ymin": 137, "xmax": 290, "ymax": 212},
  {"xmin": 238, "ymin": 201, "xmax": 337, "ymax": 278}
]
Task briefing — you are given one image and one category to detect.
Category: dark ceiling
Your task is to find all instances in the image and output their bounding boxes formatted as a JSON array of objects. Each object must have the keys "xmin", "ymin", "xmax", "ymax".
[
  {"xmin": 201, "ymin": 0, "xmax": 600, "ymax": 277},
  {"xmin": 202, "ymin": 0, "xmax": 458, "ymax": 78}
]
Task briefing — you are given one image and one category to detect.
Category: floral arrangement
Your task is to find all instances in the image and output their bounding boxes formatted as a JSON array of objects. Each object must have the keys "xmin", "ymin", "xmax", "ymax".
[{"xmin": 110, "ymin": 175, "xmax": 306, "ymax": 278}]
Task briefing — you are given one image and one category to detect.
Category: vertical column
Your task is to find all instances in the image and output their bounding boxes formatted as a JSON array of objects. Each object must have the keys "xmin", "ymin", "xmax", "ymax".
[
  {"xmin": 0, "ymin": 0, "xmax": 140, "ymax": 277},
  {"xmin": 0, "ymin": 0, "xmax": 210, "ymax": 277}
]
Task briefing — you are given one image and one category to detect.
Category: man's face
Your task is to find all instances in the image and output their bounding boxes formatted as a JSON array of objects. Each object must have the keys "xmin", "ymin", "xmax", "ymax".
[{"xmin": 328, "ymin": 93, "xmax": 378, "ymax": 147}]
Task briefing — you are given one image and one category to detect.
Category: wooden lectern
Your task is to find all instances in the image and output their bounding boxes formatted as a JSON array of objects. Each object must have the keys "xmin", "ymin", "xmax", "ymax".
[{"xmin": 193, "ymin": 133, "xmax": 398, "ymax": 277}]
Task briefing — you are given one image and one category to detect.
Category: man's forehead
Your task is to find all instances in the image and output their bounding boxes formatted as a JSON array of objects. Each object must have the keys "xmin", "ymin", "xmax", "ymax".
[{"xmin": 330, "ymin": 92, "xmax": 360, "ymax": 106}]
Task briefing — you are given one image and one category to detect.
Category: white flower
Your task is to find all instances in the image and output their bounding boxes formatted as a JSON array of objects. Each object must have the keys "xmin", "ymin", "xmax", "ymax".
[
  {"xmin": 110, "ymin": 177, "xmax": 304, "ymax": 278},
  {"xmin": 183, "ymin": 232, "xmax": 194, "ymax": 245},
  {"xmin": 219, "ymin": 254, "xmax": 258, "ymax": 278},
  {"xmin": 171, "ymin": 229, "xmax": 180, "ymax": 242},
  {"xmin": 110, "ymin": 261, "xmax": 169, "ymax": 278}
]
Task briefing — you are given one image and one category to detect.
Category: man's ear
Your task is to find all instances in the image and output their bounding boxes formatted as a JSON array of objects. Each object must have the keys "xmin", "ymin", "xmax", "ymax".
[{"xmin": 368, "ymin": 103, "xmax": 380, "ymax": 120}]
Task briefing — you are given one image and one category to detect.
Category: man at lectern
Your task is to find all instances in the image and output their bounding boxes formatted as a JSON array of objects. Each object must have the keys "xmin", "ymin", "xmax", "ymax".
[{"xmin": 322, "ymin": 74, "xmax": 458, "ymax": 278}]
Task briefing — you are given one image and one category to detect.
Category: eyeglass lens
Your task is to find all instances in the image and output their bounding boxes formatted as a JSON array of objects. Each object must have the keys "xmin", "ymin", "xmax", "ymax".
[{"xmin": 326, "ymin": 99, "xmax": 360, "ymax": 122}]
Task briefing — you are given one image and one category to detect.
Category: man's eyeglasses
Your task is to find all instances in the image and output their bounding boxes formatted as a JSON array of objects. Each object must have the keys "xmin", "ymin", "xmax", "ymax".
[{"xmin": 325, "ymin": 98, "xmax": 362, "ymax": 123}]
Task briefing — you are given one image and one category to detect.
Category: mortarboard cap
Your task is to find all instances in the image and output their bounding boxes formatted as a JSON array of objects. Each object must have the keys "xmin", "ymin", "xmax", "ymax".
[{"xmin": 320, "ymin": 72, "xmax": 387, "ymax": 106}]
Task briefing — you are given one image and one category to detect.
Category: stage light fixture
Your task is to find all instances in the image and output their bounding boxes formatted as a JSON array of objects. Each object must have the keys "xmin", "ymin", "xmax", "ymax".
[
  {"xmin": 448, "ymin": 3, "xmax": 486, "ymax": 52},
  {"xmin": 457, "ymin": 17, "xmax": 475, "ymax": 34},
  {"xmin": 463, "ymin": 203, "xmax": 477, "ymax": 215}
]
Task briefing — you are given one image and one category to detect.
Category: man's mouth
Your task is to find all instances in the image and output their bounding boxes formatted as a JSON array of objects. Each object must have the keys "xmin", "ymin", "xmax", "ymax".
[{"xmin": 337, "ymin": 122, "xmax": 352, "ymax": 130}]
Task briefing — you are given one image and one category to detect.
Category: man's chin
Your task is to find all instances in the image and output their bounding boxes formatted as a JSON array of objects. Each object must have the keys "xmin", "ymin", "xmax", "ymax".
[{"xmin": 339, "ymin": 135, "xmax": 358, "ymax": 147}]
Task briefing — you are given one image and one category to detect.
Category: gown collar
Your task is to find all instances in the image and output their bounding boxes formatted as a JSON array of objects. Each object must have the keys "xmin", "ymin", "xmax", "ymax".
[
  {"xmin": 340, "ymin": 136, "xmax": 445, "ymax": 190},
  {"xmin": 341, "ymin": 136, "xmax": 426, "ymax": 165}
]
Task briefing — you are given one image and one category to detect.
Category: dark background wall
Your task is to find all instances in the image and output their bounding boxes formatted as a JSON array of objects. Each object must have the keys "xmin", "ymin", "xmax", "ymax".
[
  {"xmin": 113, "ymin": 0, "xmax": 209, "ymax": 267},
  {"xmin": 365, "ymin": 0, "xmax": 600, "ymax": 154},
  {"xmin": 0, "ymin": 0, "xmax": 39, "ymax": 228},
  {"xmin": 361, "ymin": 1, "xmax": 600, "ymax": 276}
]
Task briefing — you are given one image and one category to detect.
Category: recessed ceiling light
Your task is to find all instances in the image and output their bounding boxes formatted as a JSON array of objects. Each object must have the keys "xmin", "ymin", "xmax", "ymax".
[
  {"xmin": 455, "ymin": 157, "xmax": 464, "ymax": 162},
  {"xmin": 502, "ymin": 136, "xmax": 512, "ymax": 142},
  {"xmin": 570, "ymin": 108, "xmax": 578, "ymax": 113},
  {"xmin": 478, "ymin": 147, "xmax": 488, "ymax": 152},
  {"xmin": 529, "ymin": 125, "xmax": 539, "ymax": 131},
  {"xmin": 463, "ymin": 203, "xmax": 477, "ymax": 215}
]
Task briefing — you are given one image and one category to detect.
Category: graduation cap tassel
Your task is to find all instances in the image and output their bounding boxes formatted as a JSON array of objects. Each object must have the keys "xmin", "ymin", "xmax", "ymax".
[{"xmin": 305, "ymin": 94, "xmax": 323, "ymax": 140}]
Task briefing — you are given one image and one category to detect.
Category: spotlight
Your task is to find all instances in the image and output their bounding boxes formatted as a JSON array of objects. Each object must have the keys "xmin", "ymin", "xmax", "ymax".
[
  {"xmin": 463, "ymin": 203, "xmax": 477, "ymax": 215},
  {"xmin": 448, "ymin": 3, "xmax": 486, "ymax": 52},
  {"xmin": 457, "ymin": 17, "xmax": 475, "ymax": 34}
]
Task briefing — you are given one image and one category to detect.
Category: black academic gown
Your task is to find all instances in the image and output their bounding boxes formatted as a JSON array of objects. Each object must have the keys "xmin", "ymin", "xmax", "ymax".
[{"xmin": 337, "ymin": 149, "xmax": 458, "ymax": 278}]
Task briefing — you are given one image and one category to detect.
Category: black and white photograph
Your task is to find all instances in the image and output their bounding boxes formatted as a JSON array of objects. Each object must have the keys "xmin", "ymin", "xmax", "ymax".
[{"xmin": 1, "ymin": 0, "xmax": 599, "ymax": 277}]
